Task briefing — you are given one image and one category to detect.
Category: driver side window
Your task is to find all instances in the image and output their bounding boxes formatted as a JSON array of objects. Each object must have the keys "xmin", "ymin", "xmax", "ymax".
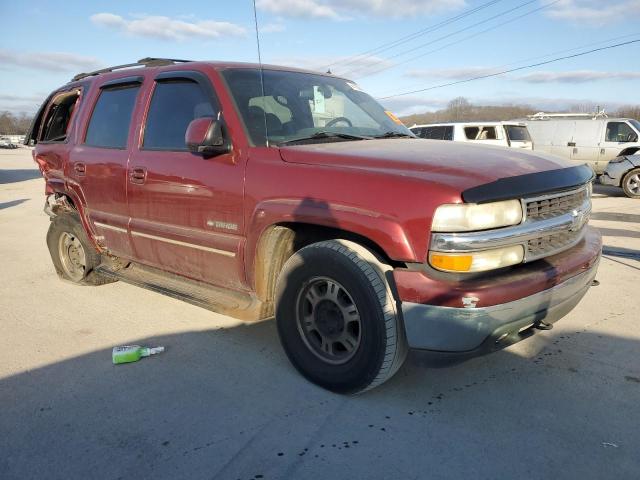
[{"xmin": 606, "ymin": 122, "xmax": 636, "ymax": 143}]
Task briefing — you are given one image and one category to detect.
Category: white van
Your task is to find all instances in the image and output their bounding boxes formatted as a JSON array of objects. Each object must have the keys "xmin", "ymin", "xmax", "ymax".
[
  {"xmin": 522, "ymin": 112, "xmax": 640, "ymax": 174},
  {"xmin": 408, "ymin": 122, "xmax": 533, "ymax": 150}
]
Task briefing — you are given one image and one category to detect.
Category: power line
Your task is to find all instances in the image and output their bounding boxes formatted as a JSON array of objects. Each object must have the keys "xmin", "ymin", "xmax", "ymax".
[
  {"xmin": 377, "ymin": 39, "xmax": 640, "ymax": 100},
  {"xmin": 343, "ymin": 0, "xmax": 541, "ymax": 77},
  {"xmin": 375, "ymin": 31, "xmax": 640, "ymax": 98},
  {"xmin": 347, "ymin": 0, "xmax": 559, "ymax": 79},
  {"xmin": 323, "ymin": 0, "xmax": 504, "ymax": 71}
]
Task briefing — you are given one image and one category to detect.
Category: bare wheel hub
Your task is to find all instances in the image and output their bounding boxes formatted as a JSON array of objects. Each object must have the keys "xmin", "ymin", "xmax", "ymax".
[
  {"xmin": 315, "ymin": 300, "xmax": 345, "ymax": 338},
  {"xmin": 296, "ymin": 277, "xmax": 362, "ymax": 365},
  {"xmin": 58, "ymin": 232, "xmax": 87, "ymax": 282}
]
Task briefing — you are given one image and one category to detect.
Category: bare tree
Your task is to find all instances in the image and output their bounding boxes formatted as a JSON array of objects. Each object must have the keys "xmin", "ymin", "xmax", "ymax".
[
  {"xmin": 615, "ymin": 105, "xmax": 640, "ymax": 121},
  {"xmin": 0, "ymin": 111, "xmax": 34, "ymax": 135}
]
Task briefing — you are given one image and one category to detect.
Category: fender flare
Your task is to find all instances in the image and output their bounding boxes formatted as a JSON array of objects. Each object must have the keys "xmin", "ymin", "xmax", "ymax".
[{"xmin": 244, "ymin": 198, "xmax": 417, "ymax": 297}]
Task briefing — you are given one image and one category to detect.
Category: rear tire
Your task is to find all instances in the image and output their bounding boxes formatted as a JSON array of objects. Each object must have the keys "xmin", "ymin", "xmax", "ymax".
[
  {"xmin": 622, "ymin": 168, "xmax": 640, "ymax": 198},
  {"xmin": 275, "ymin": 240, "xmax": 408, "ymax": 394},
  {"xmin": 46, "ymin": 213, "xmax": 114, "ymax": 285}
]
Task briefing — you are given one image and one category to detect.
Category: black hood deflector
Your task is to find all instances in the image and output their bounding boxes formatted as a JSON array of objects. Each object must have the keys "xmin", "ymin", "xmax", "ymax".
[{"xmin": 462, "ymin": 164, "xmax": 594, "ymax": 204}]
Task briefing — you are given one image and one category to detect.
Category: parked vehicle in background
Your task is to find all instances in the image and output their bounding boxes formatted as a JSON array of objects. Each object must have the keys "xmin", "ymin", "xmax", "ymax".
[
  {"xmin": 601, "ymin": 154, "xmax": 640, "ymax": 198},
  {"xmin": 28, "ymin": 58, "xmax": 600, "ymax": 394},
  {"xmin": 522, "ymin": 112, "xmax": 640, "ymax": 175},
  {"xmin": 408, "ymin": 122, "xmax": 533, "ymax": 150},
  {"xmin": 0, "ymin": 137, "xmax": 18, "ymax": 149}
]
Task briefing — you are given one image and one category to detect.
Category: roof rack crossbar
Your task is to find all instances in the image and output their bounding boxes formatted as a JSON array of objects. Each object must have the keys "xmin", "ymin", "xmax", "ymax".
[{"xmin": 72, "ymin": 57, "xmax": 193, "ymax": 82}]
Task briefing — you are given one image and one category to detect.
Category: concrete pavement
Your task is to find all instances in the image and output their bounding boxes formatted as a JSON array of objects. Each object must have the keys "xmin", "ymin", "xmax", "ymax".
[{"xmin": 1, "ymin": 148, "xmax": 639, "ymax": 480}]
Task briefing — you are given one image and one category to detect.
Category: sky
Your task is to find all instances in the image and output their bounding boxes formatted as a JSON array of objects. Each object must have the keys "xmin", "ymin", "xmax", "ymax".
[{"xmin": 1, "ymin": 0, "xmax": 639, "ymax": 117}]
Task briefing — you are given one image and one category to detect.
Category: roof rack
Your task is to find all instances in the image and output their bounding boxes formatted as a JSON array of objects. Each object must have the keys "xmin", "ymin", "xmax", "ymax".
[
  {"xmin": 71, "ymin": 57, "xmax": 192, "ymax": 82},
  {"xmin": 527, "ymin": 110, "xmax": 608, "ymax": 120}
]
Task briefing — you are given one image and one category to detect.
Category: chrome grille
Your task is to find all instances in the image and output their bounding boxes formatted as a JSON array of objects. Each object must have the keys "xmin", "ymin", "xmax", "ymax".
[
  {"xmin": 525, "ymin": 188, "xmax": 588, "ymax": 220},
  {"xmin": 527, "ymin": 230, "xmax": 582, "ymax": 258}
]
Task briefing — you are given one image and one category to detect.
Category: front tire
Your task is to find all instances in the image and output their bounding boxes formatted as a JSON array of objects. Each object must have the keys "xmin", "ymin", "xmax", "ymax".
[
  {"xmin": 46, "ymin": 213, "xmax": 113, "ymax": 285},
  {"xmin": 622, "ymin": 168, "xmax": 640, "ymax": 198},
  {"xmin": 275, "ymin": 240, "xmax": 407, "ymax": 394}
]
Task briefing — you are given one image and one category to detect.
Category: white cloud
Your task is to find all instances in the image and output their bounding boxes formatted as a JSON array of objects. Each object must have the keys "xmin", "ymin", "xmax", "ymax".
[
  {"xmin": 404, "ymin": 67, "xmax": 502, "ymax": 80},
  {"xmin": 90, "ymin": 13, "xmax": 246, "ymax": 41},
  {"xmin": 546, "ymin": 0, "xmax": 640, "ymax": 25},
  {"xmin": 257, "ymin": 0, "xmax": 465, "ymax": 20},
  {"xmin": 269, "ymin": 55, "xmax": 394, "ymax": 77},
  {"xmin": 261, "ymin": 22, "xmax": 286, "ymax": 33},
  {"xmin": 517, "ymin": 70, "xmax": 640, "ymax": 83},
  {"xmin": 0, "ymin": 49, "xmax": 102, "ymax": 73},
  {"xmin": 0, "ymin": 94, "xmax": 46, "ymax": 114},
  {"xmin": 378, "ymin": 95, "xmax": 450, "ymax": 116},
  {"xmin": 0, "ymin": 94, "xmax": 46, "ymax": 103}
]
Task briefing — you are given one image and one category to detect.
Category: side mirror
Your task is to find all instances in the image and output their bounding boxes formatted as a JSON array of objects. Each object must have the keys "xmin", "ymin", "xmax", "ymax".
[{"xmin": 185, "ymin": 117, "xmax": 230, "ymax": 157}]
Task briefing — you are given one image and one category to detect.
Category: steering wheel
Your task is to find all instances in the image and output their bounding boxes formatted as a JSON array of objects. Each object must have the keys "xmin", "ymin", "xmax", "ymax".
[{"xmin": 325, "ymin": 117, "xmax": 353, "ymax": 128}]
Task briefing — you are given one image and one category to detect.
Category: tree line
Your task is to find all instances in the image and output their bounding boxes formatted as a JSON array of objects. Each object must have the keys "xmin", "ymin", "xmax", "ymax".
[
  {"xmin": 400, "ymin": 97, "xmax": 640, "ymax": 126},
  {"xmin": 0, "ymin": 111, "xmax": 34, "ymax": 135}
]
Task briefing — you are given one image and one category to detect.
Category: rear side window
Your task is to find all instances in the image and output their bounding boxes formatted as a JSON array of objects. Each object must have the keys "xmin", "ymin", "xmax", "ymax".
[
  {"xmin": 85, "ymin": 86, "xmax": 139, "ymax": 149},
  {"xmin": 40, "ymin": 90, "xmax": 81, "ymax": 142},
  {"xmin": 505, "ymin": 125, "xmax": 531, "ymax": 141},
  {"xmin": 464, "ymin": 126, "xmax": 479, "ymax": 139},
  {"xmin": 422, "ymin": 126, "xmax": 453, "ymax": 140},
  {"xmin": 465, "ymin": 126, "xmax": 497, "ymax": 140},
  {"xmin": 143, "ymin": 81, "xmax": 218, "ymax": 151}
]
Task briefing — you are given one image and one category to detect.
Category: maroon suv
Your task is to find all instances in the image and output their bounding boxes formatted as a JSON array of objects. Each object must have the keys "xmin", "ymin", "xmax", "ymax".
[{"xmin": 28, "ymin": 58, "xmax": 601, "ymax": 393}]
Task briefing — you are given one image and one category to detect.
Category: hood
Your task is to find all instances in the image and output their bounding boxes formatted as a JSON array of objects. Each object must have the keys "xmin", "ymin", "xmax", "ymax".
[{"xmin": 279, "ymin": 138, "xmax": 571, "ymax": 192}]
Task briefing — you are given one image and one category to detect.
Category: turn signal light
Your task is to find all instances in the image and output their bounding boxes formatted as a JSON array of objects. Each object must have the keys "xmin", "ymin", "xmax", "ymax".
[
  {"xmin": 429, "ymin": 245, "xmax": 524, "ymax": 273},
  {"xmin": 430, "ymin": 254, "xmax": 473, "ymax": 272}
]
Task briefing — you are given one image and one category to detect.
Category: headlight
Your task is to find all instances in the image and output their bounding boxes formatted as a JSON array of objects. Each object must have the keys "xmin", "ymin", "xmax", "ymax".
[
  {"xmin": 431, "ymin": 199, "xmax": 523, "ymax": 232},
  {"xmin": 429, "ymin": 245, "xmax": 524, "ymax": 273}
]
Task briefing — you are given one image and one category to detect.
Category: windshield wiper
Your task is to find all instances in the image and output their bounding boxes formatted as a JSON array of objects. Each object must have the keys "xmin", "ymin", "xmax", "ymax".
[
  {"xmin": 278, "ymin": 131, "xmax": 372, "ymax": 146},
  {"xmin": 372, "ymin": 131, "xmax": 414, "ymax": 139}
]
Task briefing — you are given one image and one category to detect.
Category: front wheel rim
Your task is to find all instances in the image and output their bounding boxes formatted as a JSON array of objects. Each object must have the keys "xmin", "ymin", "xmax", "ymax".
[
  {"xmin": 626, "ymin": 173, "xmax": 640, "ymax": 194},
  {"xmin": 58, "ymin": 232, "xmax": 87, "ymax": 282},
  {"xmin": 295, "ymin": 277, "xmax": 362, "ymax": 365}
]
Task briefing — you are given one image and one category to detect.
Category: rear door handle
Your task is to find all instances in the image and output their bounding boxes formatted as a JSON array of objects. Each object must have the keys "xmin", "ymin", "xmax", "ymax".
[
  {"xmin": 74, "ymin": 162, "xmax": 86, "ymax": 176},
  {"xmin": 129, "ymin": 167, "xmax": 147, "ymax": 185}
]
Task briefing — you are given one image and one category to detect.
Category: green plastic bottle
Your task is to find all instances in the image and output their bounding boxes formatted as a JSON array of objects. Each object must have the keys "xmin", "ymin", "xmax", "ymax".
[{"xmin": 112, "ymin": 345, "xmax": 165, "ymax": 365}]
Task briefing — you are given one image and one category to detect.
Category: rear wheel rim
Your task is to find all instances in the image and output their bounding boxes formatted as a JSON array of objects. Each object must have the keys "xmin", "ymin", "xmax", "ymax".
[
  {"xmin": 295, "ymin": 277, "xmax": 362, "ymax": 365},
  {"xmin": 58, "ymin": 232, "xmax": 87, "ymax": 282},
  {"xmin": 626, "ymin": 173, "xmax": 640, "ymax": 194}
]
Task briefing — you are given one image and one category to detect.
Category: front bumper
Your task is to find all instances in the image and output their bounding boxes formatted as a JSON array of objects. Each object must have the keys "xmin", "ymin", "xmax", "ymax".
[
  {"xmin": 600, "ymin": 158, "xmax": 633, "ymax": 187},
  {"xmin": 402, "ymin": 255, "xmax": 600, "ymax": 353}
]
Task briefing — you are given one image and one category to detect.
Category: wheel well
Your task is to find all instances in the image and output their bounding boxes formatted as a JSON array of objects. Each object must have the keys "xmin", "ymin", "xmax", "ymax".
[
  {"xmin": 619, "ymin": 147, "xmax": 640, "ymax": 157},
  {"xmin": 47, "ymin": 193, "xmax": 77, "ymax": 216},
  {"xmin": 254, "ymin": 222, "xmax": 403, "ymax": 303}
]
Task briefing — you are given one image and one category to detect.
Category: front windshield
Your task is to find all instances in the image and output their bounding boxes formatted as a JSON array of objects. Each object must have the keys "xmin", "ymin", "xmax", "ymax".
[
  {"xmin": 630, "ymin": 119, "xmax": 640, "ymax": 134},
  {"xmin": 221, "ymin": 68, "xmax": 412, "ymax": 146}
]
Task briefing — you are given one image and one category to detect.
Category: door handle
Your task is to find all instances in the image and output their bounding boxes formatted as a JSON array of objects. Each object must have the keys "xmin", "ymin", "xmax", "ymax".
[
  {"xmin": 74, "ymin": 162, "xmax": 86, "ymax": 176},
  {"xmin": 129, "ymin": 167, "xmax": 147, "ymax": 184}
]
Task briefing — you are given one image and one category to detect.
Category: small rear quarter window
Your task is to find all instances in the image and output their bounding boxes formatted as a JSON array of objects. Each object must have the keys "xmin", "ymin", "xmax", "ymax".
[{"xmin": 40, "ymin": 90, "xmax": 81, "ymax": 143}]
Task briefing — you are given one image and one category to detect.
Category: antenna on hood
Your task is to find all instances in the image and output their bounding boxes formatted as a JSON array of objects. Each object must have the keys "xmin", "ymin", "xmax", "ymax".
[{"xmin": 252, "ymin": 0, "xmax": 270, "ymax": 147}]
